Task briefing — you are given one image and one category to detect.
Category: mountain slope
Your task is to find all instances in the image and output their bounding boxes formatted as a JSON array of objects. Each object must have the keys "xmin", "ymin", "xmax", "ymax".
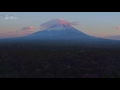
[
  {"xmin": 26, "ymin": 22, "xmax": 96, "ymax": 40},
  {"xmin": 0, "ymin": 18, "xmax": 117, "ymax": 45},
  {"xmin": 105, "ymin": 35, "xmax": 120, "ymax": 40}
]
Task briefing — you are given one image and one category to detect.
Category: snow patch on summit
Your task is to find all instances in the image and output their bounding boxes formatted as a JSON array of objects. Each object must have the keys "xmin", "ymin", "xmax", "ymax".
[
  {"xmin": 45, "ymin": 25, "xmax": 66, "ymax": 31},
  {"xmin": 45, "ymin": 24, "xmax": 75, "ymax": 31}
]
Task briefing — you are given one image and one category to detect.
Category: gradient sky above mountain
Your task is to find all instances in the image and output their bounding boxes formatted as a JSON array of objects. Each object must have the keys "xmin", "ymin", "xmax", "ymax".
[{"xmin": 0, "ymin": 12, "xmax": 120, "ymax": 38}]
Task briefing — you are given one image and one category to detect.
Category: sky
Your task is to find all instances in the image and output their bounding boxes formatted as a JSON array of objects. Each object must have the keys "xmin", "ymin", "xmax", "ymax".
[{"xmin": 0, "ymin": 12, "xmax": 120, "ymax": 38}]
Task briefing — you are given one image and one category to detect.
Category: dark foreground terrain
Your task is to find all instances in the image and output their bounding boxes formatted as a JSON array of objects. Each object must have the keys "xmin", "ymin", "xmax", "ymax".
[{"xmin": 0, "ymin": 40, "xmax": 120, "ymax": 78}]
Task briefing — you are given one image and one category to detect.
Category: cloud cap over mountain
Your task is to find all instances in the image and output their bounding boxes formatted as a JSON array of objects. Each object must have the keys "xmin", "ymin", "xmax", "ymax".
[{"xmin": 40, "ymin": 18, "xmax": 79, "ymax": 30}]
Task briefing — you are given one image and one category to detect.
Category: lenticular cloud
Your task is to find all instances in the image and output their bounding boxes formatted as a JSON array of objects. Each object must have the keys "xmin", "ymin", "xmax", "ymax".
[{"xmin": 40, "ymin": 18, "xmax": 79, "ymax": 30}]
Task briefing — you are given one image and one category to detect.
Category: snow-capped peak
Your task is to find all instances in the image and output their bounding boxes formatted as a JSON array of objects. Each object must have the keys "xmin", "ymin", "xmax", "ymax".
[
  {"xmin": 44, "ymin": 23, "xmax": 75, "ymax": 31},
  {"xmin": 40, "ymin": 18, "xmax": 78, "ymax": 31},
  {"xmin": 40, "ymin": 18, "xmax": 75, "ymax": 30}
]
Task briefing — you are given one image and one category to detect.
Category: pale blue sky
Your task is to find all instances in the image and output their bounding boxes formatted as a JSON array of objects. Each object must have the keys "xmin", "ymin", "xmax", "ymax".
[{"xmin": 0, "ymin": 12, "xmax": 120, "ymax": 38}]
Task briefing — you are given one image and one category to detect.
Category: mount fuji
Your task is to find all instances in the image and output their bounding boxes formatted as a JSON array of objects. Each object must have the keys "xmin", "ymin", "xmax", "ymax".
[
  {"xmin": 24, "ymin": 18, "xmax": 99, "ymax": 41},
  {"xmin": 1, "ymin": 18, "xmax": 120, "ymax": 49},
  {"xmin": 0, "ymin": 18, "xmax": 111, "ymax": 45}
]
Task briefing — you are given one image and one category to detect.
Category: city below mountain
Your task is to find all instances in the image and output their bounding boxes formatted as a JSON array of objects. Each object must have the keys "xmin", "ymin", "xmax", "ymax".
[{"xmin": 1, "ymin": 18, "xmax": 120, "ymax": 78}]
